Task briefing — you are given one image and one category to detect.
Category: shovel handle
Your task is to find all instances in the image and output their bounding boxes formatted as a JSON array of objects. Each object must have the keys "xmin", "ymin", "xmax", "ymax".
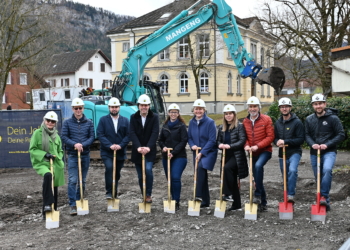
[
  {"xmin": 141, "ymin": 153, "xmax": 146, "ymax": 203},
  {"xmin": 166, "ymin": 148, "xmax": 173, "ymax": 201},
  {"xmin": 193, "ymin": 147, "xmax": 201, "ymax": 200},
  {"xmin": 316, "ymin": 149, "xmax": 321, "ymax": 204},
  {"xmin": 77, "ymin": 150, "xmax": 84, "ymax": 201},
  {"xmin": 112, "ymin": 150, "xmax": 117, "ymax": 200},
  {"xmin": 219, "ymin": 148, "xmax": 225, "ymax": 201}
]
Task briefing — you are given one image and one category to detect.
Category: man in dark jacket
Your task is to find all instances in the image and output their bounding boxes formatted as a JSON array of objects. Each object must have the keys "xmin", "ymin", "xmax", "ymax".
[
  {"xmin": 61, "ymin": 97, "xmax": 94, "ymax": 215},
  {"xmin": 274, "ymin": 97, "xmax": 305, "ymax": 203},
  {"xmin": 97, "ymin": 97, "xmax": 130, "ymax": 199},
  {"xmin": 129, "ymin": 94, "xmax": 159, "ymax": 203},
  {"xmin": 305, "ymin": 93, "xmax": 345, "ymax": 211}
]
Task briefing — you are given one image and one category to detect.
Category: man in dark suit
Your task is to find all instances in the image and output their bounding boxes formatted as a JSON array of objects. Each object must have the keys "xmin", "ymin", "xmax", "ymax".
[
  {"xmin": 97, "ymin": 97, "xmax": 130, "ymax": 199},
  {"xmin": 129, "ymin": 94, "xmax": 159, "ymax": 203}
]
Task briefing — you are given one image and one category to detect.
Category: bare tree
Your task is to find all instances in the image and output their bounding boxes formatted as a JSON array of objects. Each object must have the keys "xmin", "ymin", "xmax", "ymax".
[
  {"xmin": 259, "ymin": 0, "xmax": 350, "ymax": 96},
  {"xmin": 0, "ymin": 0, "xmax": 54, "ymax": 110}
]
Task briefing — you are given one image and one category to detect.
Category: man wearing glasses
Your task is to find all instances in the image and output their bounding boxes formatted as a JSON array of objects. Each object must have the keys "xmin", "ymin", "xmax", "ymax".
[
  {"xmin": 274, "ymin": 97, "xmax": 305, "ymax": 204},
  {"xmin": 61, "ymin": 97, "xmax": 94, "ymax": 215},
  {"xmin": 97, "ymin": 97, "xmax": 130, "ymax": 199}
]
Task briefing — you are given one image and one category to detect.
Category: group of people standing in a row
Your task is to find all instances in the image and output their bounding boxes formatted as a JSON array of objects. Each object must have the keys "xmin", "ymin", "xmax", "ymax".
[{"xmin": 29, "ymin": 93, "xmax": 345, "ymax": 217}]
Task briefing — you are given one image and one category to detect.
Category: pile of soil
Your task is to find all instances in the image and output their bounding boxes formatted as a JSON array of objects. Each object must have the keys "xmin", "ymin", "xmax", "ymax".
[{"xmin": 0, "ymin": 147, "xmax": 349, "ymax": 249}]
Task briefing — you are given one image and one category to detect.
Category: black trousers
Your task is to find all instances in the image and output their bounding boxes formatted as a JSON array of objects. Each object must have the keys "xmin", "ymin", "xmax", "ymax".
[
  {"xmin": 223, "ymin": 152, "xmax": 241, "ymax": 208},
  {"xmin": 42, "ymin": 173, "xmax": 58, "ymax": 216},
  {"xmin": 196, "ymin": 161, "xmax": 210, "ymax": 206}
]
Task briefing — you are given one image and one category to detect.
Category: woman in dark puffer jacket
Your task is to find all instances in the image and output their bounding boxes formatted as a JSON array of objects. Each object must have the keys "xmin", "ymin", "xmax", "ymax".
[{"xmin": 216, "ymin": 104, "xmax": 248, "ymax": 211}]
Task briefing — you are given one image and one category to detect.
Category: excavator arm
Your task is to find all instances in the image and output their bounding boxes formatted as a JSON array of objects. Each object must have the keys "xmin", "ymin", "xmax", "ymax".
[{"xmin": 113, "ymin": 0, "xmax": 285, "ymax": 104}]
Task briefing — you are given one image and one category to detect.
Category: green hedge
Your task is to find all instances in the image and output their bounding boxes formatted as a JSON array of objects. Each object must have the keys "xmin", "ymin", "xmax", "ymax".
[{"xmin": 267, "ymin": 96, "xmax": 350, "ymax": 149}]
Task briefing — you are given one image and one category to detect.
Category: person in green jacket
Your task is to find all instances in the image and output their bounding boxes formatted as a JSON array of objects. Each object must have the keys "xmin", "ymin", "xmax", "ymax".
[{"xmin": 29, "ymin": 111, "xmax": 65, "ymax": 218}]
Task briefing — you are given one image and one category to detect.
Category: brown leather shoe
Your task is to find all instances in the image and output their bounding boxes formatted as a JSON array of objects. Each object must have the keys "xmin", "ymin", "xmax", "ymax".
[{"xmin": 145, "ymin": 196, "xmax": 152, "ymax": 203}]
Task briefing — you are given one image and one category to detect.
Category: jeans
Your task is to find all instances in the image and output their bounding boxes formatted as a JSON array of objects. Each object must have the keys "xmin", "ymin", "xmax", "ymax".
[
  {"xmin": 102, "ymin": 156, "xmax": 124, "ymax": 196},
  {"xmin": 279, "ymin": 153, "xmax": 301, "ymax": 196},
  {"xmin": 252, "ymin": 151, "xmax": 272, "ymax": 206},
  {"xmin": 162, "ymin": 157, "xmax": 187, "ymax": 202},
  {"xmin": 310, "ymin": 151, "xmax": 336, "ymax": 204},
  {"xmin": 135, "ymin": 160, "xmax": 154, "ymax": 196},
  {"xmin": 67, "ymin": 154, "xmax": 90, "ymax": 206}
]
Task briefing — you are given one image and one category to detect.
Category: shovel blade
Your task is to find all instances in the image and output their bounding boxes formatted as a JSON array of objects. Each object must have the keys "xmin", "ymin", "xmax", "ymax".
[
  {"xmin": 279, "ymin": 202, "xmax": 294, "ymax": 220},
  {"xmin": 45, "ymin": 210, "xmax": 60, "ymax": 229},
  {"xmin": 139, "ymin": 202, "xmax": 151, "ymax": 213},
  {"xmin": 77, "ymin": 199, "xmax": 89, "ymax": 215},
  {"xmin": 214, "ymin": 200, "xmax": 226, "ymax": 218},
  {"xmin": 311, "ymin": 204, "xmax": 326, "ymax": 222},
  {"xmin": 164, "ymin": 200, "xmax": 176, "ymax": 214},
  {"xmin": 188, "ymin": 201, "xmax": 201, "ymax": 216},
  {"xmin": 107, "ymin": 198, "xmax": 120, "ymax": 212},
  {"xmin": 244, "ymin": 203, "xmax": 258, "ymax": 220}
]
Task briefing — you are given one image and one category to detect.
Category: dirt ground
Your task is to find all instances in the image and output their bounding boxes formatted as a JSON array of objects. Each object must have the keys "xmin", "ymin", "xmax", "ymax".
[{"xmin": 0, "ymin": 146, "xmax": 350, "ymax": 250}]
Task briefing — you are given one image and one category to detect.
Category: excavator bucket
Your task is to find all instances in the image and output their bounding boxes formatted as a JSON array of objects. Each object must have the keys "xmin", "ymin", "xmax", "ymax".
[{"xmin": 256, "ymin": 67, "xmax": 285, "ymax": 95}]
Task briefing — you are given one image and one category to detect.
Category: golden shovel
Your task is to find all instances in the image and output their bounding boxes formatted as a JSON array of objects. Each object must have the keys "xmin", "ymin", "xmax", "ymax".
[
  {"xmin": 76, "ymin": 150, "xmax": 89, "ymax": 215},
  {"xmin": 188, "ymin": 147, "xmax": 201, "ymax": 216},
  {"xmin": 107, "ymin": 150, "xmax": 120, "ymax": 212},
  {"xmin": 244, "ymin": 150, "xmax": 258, "ymax": 220},
  {"xmin": 139, "ymin": 154, "xmax": 151, "ymax": 213},
  {"xmin": 214, "ymin": 148, "xmax": 227, "ymax": 218},
  {"xmin": 46, "ymin": 158, "xmax": 60, "ymax": 229},
  {"xmin": 164, "ymin": 148, "xmax": 175, "ymax": 213}
]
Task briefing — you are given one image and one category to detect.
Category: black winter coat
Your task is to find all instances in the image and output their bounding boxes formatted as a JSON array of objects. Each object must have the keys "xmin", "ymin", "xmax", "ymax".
[
  {"xmin": 158, "ymin": 120, "xmax": 188, "ymax": 159},
  {"xmin": 216, "ymin": 123, "xmax": 248, "ymax": 179},
  {"xmin": 274, "ymin": 113, "xmax": 305, "ymax": 158},
  {"xmin": 129, "ymin": 110, "xmax": 159, "ymax": 164},
  {"xmin": 305, "ymin": 108, "xmax": 345, "ymax": 155}
]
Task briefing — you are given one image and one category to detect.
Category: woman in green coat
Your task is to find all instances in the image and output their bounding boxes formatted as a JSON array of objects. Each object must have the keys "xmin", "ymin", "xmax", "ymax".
[{"xmin": 29, "ymin": 111, "xmax": 65, "ymax": 217}]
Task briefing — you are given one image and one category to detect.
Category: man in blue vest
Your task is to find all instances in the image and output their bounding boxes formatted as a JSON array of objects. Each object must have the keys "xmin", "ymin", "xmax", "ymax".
[
  {"xmin": 61, "ymin": 97, "xmax": 94, "ymax": 215},
  {"xmin": 97, "ymin": 97, "xmax": 130, "ymax": 199}
]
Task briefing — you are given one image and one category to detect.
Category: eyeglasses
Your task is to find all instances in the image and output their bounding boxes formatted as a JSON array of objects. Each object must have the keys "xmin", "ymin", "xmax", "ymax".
[
  {"xmin": 45, "ymin": 119, "xmax": 56, "ymax": 124},
  {"xmin": 74, "ymin": 107, "xmax": 83, "ymax": 110},
  {"xmin": 169, "ymin": 112, "xmax": 179, "ymax": 114}
]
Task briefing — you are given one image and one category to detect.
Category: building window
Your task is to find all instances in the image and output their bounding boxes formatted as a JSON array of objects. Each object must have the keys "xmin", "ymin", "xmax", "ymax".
[
  {"xmin": 25, "ymin": 92, "xmax": 31, "ymax": 103},
  {"xmin": 198, "ymin": 34, "xmax": 209, "ymax": 57},
  {"xmin": 88, "ymin": 62, "xmax": 93, "ymax": 71},
  {"xmin": 6, "ymin": 72, "xmax": 11, "ymax": 84},
  {"xmin": 20, "ymin": 73, "xmax": 27, "ymax": 85},
  {"xmin": 179, "ymin": 73, "xmax": 188, "ymax": 93},
  {"xmin": 228, "ymin": 73, "xmax": 232, "ymax": 93},
  {"xmin": 2, "ymin": 94, "xmax": 5, "ymax": 104},
  {"xmin": 143, "ymin": 75, "xmax": 150, "ymax": 82},
  {"xmin": 250, "ymin": 42, "xmax": 257, "ymax": 60},
  {"xmin": 62, "ymin": 78, "xmax": 69, "ymax": 87},
  {"xmin": 200, "ymin": 72, "xmax": 209, "ymax": 93},
  {"xmin": 39, "ymin": 93, "xmax": 45, "ymax": 101},
  {"xmin": 123, "ymin": 42, "xmax": 130, "ymax": 52},
  {"xmin": 266, "ymin": 49, "xmax": 270, "ymax": 67},
  {"xmin": 260, "ymin": 48, "xmax": 265, "ymax": 65},
  {"xmin": 64, "ymin": 90, "xmax": 71, "ymax": 99},
  {"xmin": 267, "ymin": 85, "xmax": 271, "ymax": 97},
  {"xmin": 237, "ymin": 75, "xmax": 241, "ymax": 94},
  {"xmin": 159, "ymin": 48, "xmax": 169, "ymax": 60},
  {"xmin": 160, "ymin": 74, "xmax": 168, "ymax": 93},
  {"xmin": 79, "ymin": 78, "xmax": 90, "ymax": 87},
  {"xmin": 100, "ymin": 63, "xmax": 105, "ymax": 72},
  {"xmin": 178, "ymin": 37, "xmax": 189, "ymax": 59},
  {"xmin": 261, "ymin": 84, "xmax": 265, "ymax": 96},
  {"xmin": 48, "ymin": 79, "xmax": 56, "ymax": 87}
]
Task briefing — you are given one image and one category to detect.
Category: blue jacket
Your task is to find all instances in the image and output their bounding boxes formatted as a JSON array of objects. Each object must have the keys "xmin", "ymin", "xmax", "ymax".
[
  {"xmin": 97, "ymin": 114, "xmax": 130, "ymax": 160},
  {"xmin": 188, "ymin": 114, "xmax": 218, "ymax": 171},
  {"xmin": 61, "ymin": 114, "xmax": 95, "ymax": 155}
]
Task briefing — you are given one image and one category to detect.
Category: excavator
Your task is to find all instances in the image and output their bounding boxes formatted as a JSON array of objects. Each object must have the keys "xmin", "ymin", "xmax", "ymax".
[{"xmin": 84, "ymin": 0, "xmax": 285, "ymax": 143}]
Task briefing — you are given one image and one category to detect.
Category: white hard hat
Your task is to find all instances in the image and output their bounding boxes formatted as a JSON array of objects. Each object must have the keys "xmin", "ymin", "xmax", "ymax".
[
  {"xmin": 71, "ymin": 98, "xmax": 85, "ymax": 106},
  {"xmin": 278, "ymin": 97, "xmax": 292, "ymax": 106},
  {"xmin": 223, "ymin": 104, "xmax": 236, "ymax": 113},
  {"xmin": 168, "ymin": 103, "xmax": 180, "ymax": 112},
  {"xmin": 44, "ymin": 111, "xmax": 58, "ymax": 121},
  {"xmin": 193, "ymin": 99, "xmax": 206, "ymax": 108},
  {"xmin": 137, "ymin": 94, "xmax": 151, "ymax": 105},
  {"xmin": 311, "ymin": 93, "xmax": 326, "ymax": 103},
  {"xmin": 108, "ymin": 97, "xmax": 121, "ymax": 106},
  {"xmin": 247, "ymin": 96, "xmax": 261, "ymax": 108}
]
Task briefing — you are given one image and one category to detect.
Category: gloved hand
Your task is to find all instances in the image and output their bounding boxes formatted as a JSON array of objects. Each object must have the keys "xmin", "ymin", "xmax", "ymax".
[{"xmin": 45, "ymin": 153, "xmax": 55, "ymax": 160}]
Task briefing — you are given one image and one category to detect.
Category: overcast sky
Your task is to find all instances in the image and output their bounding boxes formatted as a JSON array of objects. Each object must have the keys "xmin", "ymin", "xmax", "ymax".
[{"xmin": 73, "ymin": 0, "xmax": 261, "ymax": 19}]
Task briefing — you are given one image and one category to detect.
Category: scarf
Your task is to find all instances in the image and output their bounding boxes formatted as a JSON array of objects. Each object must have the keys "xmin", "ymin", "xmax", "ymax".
[
  {"xmin": 41, "ymin": 122, "xmax": 57, "ymax": 153},
  {"xmin": 168, "ymin": 119, "xmax": 179, "ymax": 129}
]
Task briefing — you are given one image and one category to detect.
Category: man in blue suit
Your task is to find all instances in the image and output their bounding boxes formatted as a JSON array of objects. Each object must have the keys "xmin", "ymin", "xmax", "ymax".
[{"xmin": 97, "ymin": 97, "xmax": 130, "ymax": 199}]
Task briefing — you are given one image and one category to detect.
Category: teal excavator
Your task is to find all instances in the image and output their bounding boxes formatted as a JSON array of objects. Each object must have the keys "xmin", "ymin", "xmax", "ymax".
[{"xmin": 84, "ymin": 0, "xmax": 285, "ymax": 130}]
